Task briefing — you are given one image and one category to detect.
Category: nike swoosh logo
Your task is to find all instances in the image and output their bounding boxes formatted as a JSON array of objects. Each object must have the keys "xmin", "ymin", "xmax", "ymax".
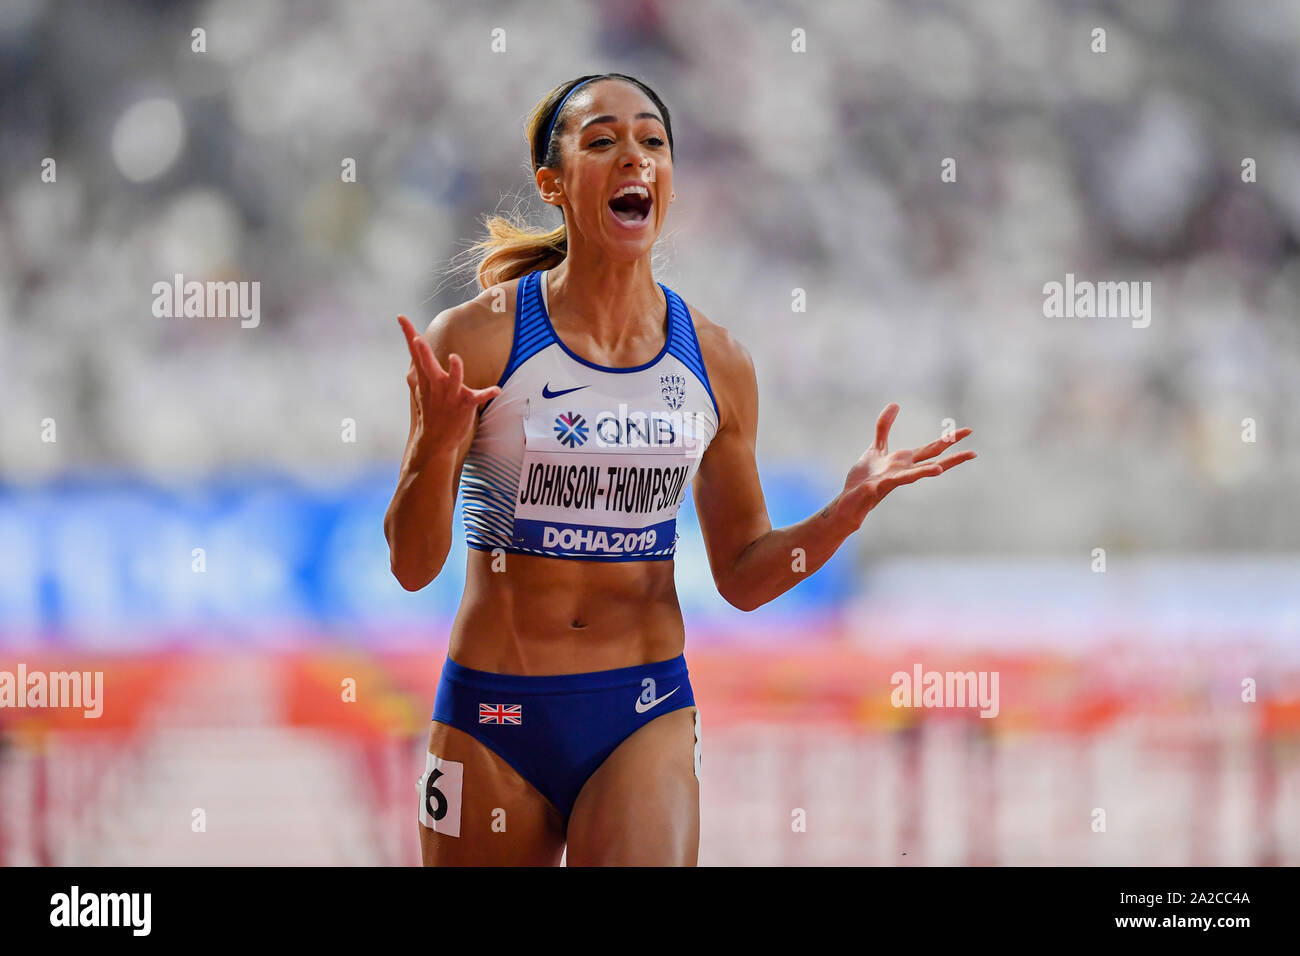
[
  {"xmin": 635, "ymin": 685, "xmax": 680, "ymax": 714},
  {"xmin": 542, "ymin": 383, "xmax": 590, "ymax": 399}
]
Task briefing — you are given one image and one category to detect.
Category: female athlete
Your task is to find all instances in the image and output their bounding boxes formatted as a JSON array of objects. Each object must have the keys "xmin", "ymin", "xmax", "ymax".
[{"xmin": 384, "ymin": 72, "xmax": 976, "ymax": 866}]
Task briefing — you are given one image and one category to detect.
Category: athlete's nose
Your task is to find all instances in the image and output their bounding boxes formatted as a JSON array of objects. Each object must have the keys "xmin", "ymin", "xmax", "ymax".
[{"xmin": 619, "ymin": 146, "xmax": 653, "ymax": 182}]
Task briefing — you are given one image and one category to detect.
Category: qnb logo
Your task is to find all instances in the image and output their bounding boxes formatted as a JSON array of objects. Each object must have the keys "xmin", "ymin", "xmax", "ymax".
[
  {"xmin": 594, "ymin": 405, "xmax": 706, "ymax": 450},
  {"xmin": 553, "ymin": 411, "xmax": 589, "ymax": 447}
]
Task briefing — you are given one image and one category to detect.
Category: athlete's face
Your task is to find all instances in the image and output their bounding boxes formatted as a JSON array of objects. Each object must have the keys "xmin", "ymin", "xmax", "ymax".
[{"xmin": 538, "ymin": 80, "xmax": 673, "ymax": 259}]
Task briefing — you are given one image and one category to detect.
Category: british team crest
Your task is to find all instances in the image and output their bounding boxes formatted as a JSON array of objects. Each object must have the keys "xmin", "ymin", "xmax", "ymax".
[{"xmin": 660, "ymin": 373, "xmax": 686, "ymax": 410}]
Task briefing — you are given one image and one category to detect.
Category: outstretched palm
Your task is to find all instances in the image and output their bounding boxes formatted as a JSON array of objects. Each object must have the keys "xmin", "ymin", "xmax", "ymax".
[{"xmin": 833, "ymin": 403, "xmax": 976, "ymax": 531}]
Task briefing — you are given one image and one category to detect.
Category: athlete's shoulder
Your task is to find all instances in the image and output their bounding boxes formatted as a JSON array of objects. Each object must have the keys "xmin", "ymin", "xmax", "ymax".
[
  {"xmin": 427, "ymin": 277, "xmax": 521, "ymax": 343},
  {"xmin": 422, "ymin": 277, "xmax": 524, "ymax": 390},
  {"xmin": 677, "ymin": 298, "xmax": 756, "ymax": 433}
]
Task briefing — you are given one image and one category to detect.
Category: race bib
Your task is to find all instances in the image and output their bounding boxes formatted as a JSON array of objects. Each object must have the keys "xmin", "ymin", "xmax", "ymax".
[
  {"xmin": 417, "ymin": 753, "xmax": 464, "ymax": 837},
  {"xmin": 512, "ymin": 404, "xmax": 708, "ymax": 559}
]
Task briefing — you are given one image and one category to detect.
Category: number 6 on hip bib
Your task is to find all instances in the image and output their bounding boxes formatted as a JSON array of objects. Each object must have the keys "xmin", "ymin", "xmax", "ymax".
[{"xmin": 417, "ymin": 753, "xmax": 464, "ymax": 837}]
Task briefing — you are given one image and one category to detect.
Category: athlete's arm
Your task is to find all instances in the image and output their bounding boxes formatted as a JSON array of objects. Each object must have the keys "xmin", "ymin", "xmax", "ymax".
[
  {"xmin": 691, "ymin": 322, "xmax": 976, "ymax": 612},
  {"xmin": 691, "ymin": 326, "xmax": 849, "ymax": 611},
  {"xmin": 384, "ymin": 304, "xmax": 501, "ymax": 591}
]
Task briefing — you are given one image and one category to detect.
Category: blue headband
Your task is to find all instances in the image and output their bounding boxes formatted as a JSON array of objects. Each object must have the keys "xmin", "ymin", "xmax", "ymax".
[{"xmin": 542, "ymin": 78, "xmax": 597, "ymax": 162}]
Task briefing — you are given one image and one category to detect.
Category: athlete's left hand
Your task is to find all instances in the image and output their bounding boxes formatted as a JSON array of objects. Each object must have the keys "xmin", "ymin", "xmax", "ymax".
[{"xmin": 829, "ymin": 403, "xmax": 976, "ymax": 533}]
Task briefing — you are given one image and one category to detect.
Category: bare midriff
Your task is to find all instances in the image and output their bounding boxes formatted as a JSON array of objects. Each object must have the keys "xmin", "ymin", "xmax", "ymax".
[{"xmin": 445, "ymin": 548, "xmax": 687, "ymax": 675}]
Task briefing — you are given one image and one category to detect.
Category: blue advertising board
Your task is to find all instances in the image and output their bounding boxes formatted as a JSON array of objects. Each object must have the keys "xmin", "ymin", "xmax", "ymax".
[{"xmin": 0, "ymin": 464, "xmax": 852, "ymax": 646}]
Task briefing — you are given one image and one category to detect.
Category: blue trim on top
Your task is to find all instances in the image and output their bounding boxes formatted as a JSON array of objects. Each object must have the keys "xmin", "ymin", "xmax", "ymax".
[
  {"xmin": 499, "ymin": 271, "xmax": 558, "ymax": 380},
  {"xmin": 662, "ymin": 287, "xmax": 721, "ymax": 422},
  {"xmin": 478, "ymin": 270, "xmax": 721, "ymax": 422},
  {"xmin": 479, "ymin": 271, "xmax": 557, "ymax": 416},
  {"xmin": 538, "ymin": 271, "xmax": 673, "ymax": 374}
]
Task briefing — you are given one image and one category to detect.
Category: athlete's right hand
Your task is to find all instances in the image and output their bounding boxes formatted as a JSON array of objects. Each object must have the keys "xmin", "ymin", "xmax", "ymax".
[{"xmin": 398, "ymin": 314, "xmax": 500, "ymax": 460}]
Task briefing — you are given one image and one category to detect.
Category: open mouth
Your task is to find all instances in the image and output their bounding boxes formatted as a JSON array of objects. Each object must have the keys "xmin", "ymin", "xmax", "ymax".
[{"xmin": 608, "ymin": 185, "xmax": 653, "ymax": 224}]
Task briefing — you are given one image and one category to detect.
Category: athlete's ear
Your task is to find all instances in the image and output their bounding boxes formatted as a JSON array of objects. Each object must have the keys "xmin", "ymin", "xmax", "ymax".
[{"xmin": 536, "ymin": 167, "xmax": 564, "ymax": 207}]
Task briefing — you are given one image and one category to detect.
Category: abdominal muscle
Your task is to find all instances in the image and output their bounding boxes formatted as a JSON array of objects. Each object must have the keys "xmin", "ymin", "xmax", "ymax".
[{"xmin": 445, "ymin": 548, "xmax": 687, "ymax": 675}]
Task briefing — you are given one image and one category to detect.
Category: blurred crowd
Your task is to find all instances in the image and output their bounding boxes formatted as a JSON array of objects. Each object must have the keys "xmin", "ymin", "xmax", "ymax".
[{"xmin": 2, "ymin": 0, "xmax": 1298, "ymax": 552}]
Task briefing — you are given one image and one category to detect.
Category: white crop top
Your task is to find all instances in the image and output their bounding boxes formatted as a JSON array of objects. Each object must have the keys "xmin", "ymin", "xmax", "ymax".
[{"xmin": 459, "ymin": 268, "xmax": 720, "ymax": 561}]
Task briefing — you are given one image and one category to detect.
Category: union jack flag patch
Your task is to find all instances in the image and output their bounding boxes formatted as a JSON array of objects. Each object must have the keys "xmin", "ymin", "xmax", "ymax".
[{"xmin": 479, "ymin": 703, "xmax": 522, "ymax": 725}]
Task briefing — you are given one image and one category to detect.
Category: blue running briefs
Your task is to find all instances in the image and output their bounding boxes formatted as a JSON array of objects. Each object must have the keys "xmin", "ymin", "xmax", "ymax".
[{"xmin": 431, "ymin": 654, "xmax": 696, "ymax": 821}]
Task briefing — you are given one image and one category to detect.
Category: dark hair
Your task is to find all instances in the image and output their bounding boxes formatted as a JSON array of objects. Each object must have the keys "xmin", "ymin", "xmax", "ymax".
[
  {"xmin": 530, "ymin": 72, "xmax": 675, "ymax": 173},
  {"xmin": 465, "ymin": 74, "xmax": 674, "ymax": 290}
]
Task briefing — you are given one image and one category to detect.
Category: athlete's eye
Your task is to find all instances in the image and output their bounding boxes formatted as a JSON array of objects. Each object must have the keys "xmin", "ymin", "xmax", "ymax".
[{"xmin": 587, "ymin": 136, "xmax": 665, "ymax": 148}]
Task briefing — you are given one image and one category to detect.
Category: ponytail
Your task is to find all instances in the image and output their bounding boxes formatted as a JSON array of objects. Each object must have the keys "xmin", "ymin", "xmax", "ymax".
[{"xmin": 466, "ymin": 212, "xmax": 568, "ymax": 290}]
